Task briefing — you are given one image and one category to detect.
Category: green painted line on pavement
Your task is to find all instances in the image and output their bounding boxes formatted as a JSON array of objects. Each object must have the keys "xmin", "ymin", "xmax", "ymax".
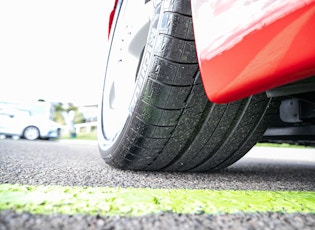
[{"xmin": 0, "ymin": 184, "xmax": 314, "ymax": 216}]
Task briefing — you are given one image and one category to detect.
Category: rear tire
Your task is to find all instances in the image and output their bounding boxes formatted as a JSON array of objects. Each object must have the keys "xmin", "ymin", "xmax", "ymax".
[
  {"xmin": 23, "ymin": 126, "xmax": 40, "ymax": 140},
  {"xmin": 98, "ymin": 0, "xmax": 275, "ymax": 172}
]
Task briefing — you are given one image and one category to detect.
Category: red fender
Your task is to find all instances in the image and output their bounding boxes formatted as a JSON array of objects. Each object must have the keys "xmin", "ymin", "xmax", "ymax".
[{"xmin": 191, "ymin": 0, "xmax": 315, "ymax": 103}]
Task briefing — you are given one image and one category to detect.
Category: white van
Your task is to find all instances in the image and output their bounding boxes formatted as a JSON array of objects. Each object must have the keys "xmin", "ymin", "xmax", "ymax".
[{"xmin": 0, "ymin": 101, "xmax": 61, "ymax": 140}]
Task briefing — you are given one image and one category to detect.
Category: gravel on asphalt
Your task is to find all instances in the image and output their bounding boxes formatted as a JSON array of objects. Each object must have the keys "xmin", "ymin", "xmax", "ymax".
[{"xmin": 1, "ymin": 210, "xmax": 315, "ymax": 230}]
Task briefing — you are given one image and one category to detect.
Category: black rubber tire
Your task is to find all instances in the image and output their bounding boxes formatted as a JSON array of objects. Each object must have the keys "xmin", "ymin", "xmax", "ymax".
[{"xmin": 99, "ymin": 0, "xmax": 275, "ymax": 172}]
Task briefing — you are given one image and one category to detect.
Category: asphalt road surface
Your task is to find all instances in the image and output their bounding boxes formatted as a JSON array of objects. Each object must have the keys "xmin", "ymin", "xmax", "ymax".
[{"xmin": 1, "ymin": 139, "xmax": 315, "ymax": 229}]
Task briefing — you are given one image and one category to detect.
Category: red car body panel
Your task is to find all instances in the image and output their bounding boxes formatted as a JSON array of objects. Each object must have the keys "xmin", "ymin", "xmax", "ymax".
[
  {"xmin": 191, "ymin": 0, "xmax": 315, "ymax": 103},
  {"xmin": 108, "ymin": 0, "xmax": 118, "ymax": 38}
]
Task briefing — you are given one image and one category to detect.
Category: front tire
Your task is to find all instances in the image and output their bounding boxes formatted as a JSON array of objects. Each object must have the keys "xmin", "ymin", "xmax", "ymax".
[{"xmin": 98, "ymin": 0, "xmax": 275, "ymax": 172}]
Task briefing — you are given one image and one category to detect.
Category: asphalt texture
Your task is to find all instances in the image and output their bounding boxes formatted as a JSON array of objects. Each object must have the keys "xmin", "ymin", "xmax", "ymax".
[{"xmin": 1, "ymin": 139, "xmax": 315, "ymax": 229}]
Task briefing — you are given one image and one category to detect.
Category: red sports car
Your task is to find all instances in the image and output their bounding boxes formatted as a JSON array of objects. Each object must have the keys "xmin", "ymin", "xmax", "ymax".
[{"xmin": 98, "ymin": 0, "xmax": 315, "ymax": 172}]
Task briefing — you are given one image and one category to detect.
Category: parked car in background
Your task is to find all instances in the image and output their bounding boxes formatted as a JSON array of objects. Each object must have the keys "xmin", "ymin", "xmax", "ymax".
[
  {"xmin": 0, "ymin": 101, "xmax": 61, "ymax": 140},
  {"xmin": 98, "ymin": 0, "xmax": 315, "ymax": 172}
]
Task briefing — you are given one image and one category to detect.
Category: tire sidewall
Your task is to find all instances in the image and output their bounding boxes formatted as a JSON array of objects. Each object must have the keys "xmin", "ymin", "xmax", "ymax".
[{"xmin": 98, "ymin": 1, "xmax": 160, "ymax": 159}]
